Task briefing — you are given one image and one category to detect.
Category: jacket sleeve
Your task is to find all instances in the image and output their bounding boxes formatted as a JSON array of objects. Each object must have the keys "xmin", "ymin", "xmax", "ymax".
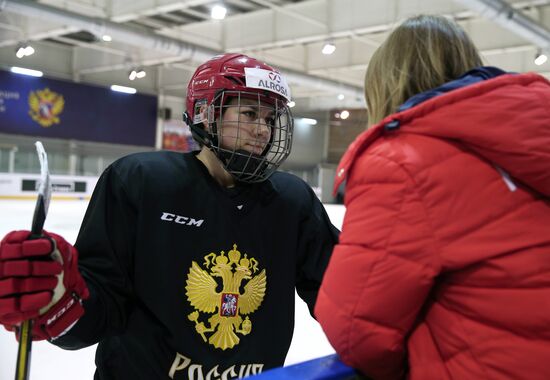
[
  {"xmin": 295, "ymin": 184, "xmax": 340, "ymax": 316},
  {"xmin": 52, "ymin": 164, "xmax": 137, "ymax": 349},
  {"xmin": 315, "ymin": 153, "xmax": 440, "ymax": 380}
]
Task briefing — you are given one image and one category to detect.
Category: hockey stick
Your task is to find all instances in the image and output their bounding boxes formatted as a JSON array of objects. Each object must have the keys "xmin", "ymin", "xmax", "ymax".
[{"xmin": 15, "ymin": 141, "xmax": 52, "ymax": 380}]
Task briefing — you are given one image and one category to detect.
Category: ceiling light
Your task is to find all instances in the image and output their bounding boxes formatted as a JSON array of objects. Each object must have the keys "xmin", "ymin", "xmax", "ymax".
[
  {"xmin": 135, "ymin": 69, "xmax": 146, "ymax": 79},
  {"xmin": 10, "ymin": 66, "xmax": 43, "ymax": 77},
  {"xmin": 340, "ymin": 110, "xmax": 350, "ymax": 120},
  {"xmin": 287, "ymin": 100, "xmax": 296, "ymax": 108},
  {"xmin": 15, "ymin": 44, "xmax": 35, "ymax": 58},
  {"xmin": 211, "ymin": 5, "xmax": 227, "ymax": 20},
  {"xmin": 337, "ymin": 94, "xmax": 345, "ymax": 100},
  {"xmin": 129, "ymin": 68, "xmax": 146, "ymax": 80},
  {"xmin": 15, "ymin": 47, "xmax": 25, "ymax": 59},
  {"xmin": 322, "ymin": 42, "xmax": 336, "ymax": 55},
  {"xmin": 102, "ymin": 35, "xmax": 112, "ymax": 42},
  {"xmin": 111, "ymin": 85, "xmax": 137, "ymax": 94},
  {"xmin": 301, "ymin": 118, "xmax": 318, "ymax": 125},
  {"xmin": 535, "ymin": 51, "xmax": 547, "ymax": 66}
]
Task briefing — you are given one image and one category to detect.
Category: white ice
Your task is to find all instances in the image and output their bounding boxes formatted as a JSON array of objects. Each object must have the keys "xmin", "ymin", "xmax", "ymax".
[{"xmin": 0, "ymin": 199, "xmax": 345, "ymax": 380}]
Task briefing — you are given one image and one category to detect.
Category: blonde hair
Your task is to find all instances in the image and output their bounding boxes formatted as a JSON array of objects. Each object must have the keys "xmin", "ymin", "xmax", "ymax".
[{"xmin": 365, "ymin": 15, "xmax": 483, "ymax": 126}]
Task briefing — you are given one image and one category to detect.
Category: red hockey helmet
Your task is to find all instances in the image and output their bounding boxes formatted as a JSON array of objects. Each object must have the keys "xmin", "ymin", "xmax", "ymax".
[{"xmin": 184, "ymin": 53, "xmax": 294, "ymax": 183}]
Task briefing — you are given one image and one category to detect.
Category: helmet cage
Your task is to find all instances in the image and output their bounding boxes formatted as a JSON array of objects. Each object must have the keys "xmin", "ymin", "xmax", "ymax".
[{"xmin": 205, "ymin": 90, "xmax": 293, "ymax": 183}]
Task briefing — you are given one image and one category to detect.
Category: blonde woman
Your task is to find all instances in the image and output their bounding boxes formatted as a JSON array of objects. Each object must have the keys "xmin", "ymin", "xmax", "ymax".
[{"xmin": 316, "ymin": 15, "xmax": 550, "ymax": 380}]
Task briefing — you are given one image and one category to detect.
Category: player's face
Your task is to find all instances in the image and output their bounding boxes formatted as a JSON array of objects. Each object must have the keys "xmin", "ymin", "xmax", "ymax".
[{"xmin": 219, "ymin": 97, "xmax": 274, "ymax": 155}]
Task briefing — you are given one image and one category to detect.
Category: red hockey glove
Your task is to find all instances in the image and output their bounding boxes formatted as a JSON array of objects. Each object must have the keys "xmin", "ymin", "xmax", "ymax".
[{"xmin": 0, "ymin": 230, "xmax": 89, "ymax": 340}]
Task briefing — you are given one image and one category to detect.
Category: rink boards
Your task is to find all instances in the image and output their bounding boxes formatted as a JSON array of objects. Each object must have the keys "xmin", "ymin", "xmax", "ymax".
[{"xmin": 0, "ymin": 173, "xmax": 97, "ymax": 200}]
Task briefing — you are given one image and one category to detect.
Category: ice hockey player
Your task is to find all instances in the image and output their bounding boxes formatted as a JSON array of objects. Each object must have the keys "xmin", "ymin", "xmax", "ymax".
[{"xmin": 0, "ymin": 53, "xmax": 339, "ymax": 380}]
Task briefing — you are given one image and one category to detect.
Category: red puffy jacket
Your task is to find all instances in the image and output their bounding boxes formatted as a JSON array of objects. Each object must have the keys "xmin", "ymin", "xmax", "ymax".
[{"xmin": 315, "ymin": 73, "xmax": 550, "ymax": 380}]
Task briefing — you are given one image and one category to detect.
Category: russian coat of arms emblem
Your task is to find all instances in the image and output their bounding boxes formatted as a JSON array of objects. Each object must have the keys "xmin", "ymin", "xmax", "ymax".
[
  {"xmin": 28, "ymin": 88, "xmax": 65, "ymax": 127},
  {"xmin": 185, "ymin": 244, "xmax": 267, "ymax": 350}
]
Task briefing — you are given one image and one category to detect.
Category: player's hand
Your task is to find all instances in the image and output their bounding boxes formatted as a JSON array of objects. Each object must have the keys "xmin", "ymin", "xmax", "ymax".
[{"xmin": 0, "ymin": 230, "xmax": 89, "ymax": 340}]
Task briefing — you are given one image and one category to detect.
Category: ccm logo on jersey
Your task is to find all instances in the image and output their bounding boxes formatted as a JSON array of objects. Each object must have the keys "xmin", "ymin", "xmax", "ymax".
[{"xmin": 161, "ymin": 212, "xmax": 204, "ymax": 227}]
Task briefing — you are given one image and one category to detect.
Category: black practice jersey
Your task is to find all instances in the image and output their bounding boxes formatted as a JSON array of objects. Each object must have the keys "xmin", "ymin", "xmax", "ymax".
[{"xmin": 53, "ymin": 151, "xmax": 339, "ymax": 380}]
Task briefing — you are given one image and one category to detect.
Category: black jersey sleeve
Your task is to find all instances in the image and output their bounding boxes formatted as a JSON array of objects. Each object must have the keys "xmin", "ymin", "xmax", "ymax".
[
  {"xmin": 52, "ymin": 163, "xmax": 137, "ymax": 349},
  {"xmin": 295, "ymin": 185, "xmax": 340, "ymax": 317}
]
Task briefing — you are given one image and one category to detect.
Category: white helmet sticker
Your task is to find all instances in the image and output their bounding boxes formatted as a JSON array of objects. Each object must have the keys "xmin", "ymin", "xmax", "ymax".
[{"xmin": 244, "ymin": 67, "xmax": 291, "ymax": 102}]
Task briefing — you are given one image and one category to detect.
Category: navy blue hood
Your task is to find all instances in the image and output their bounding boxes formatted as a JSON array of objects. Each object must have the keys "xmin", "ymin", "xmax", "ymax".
[{"xmin": 397, "ymin": 66, "xmax": 508, "ymax": 113}]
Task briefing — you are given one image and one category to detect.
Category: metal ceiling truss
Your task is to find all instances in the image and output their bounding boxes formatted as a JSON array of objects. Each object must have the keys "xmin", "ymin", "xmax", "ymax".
[
  {"xmin": 1, "ymin": 0, "xmax": 365, "ymax": 104},
  {"xmin": 2, "ymin": 0, "xmax": 550, "ymax": 111}
]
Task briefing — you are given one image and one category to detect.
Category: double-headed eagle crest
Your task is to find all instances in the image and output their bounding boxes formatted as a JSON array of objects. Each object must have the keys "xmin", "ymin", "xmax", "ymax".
[
  {"xmin": 185, "ymin": 244, "xmax": 267, "ymax": 350},
  {"xmin": 28, "ymin": 88, "xmax": 65, "ymax": 127}
]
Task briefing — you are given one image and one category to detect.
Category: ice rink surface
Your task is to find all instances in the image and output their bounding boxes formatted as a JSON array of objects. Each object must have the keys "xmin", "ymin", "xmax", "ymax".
[{"xmin": 0, "ymin": 199, "xmax": 346, "ymax": 380}]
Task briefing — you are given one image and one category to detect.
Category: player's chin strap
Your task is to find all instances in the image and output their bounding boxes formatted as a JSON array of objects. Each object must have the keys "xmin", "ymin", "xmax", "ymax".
[
  {"xmin": 184, "ymin": 111, "xmax": 216, "ymax": 148},
  {"xmin": 219, "ymin": 149, "xmax": 270, "ymax": 182}
]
